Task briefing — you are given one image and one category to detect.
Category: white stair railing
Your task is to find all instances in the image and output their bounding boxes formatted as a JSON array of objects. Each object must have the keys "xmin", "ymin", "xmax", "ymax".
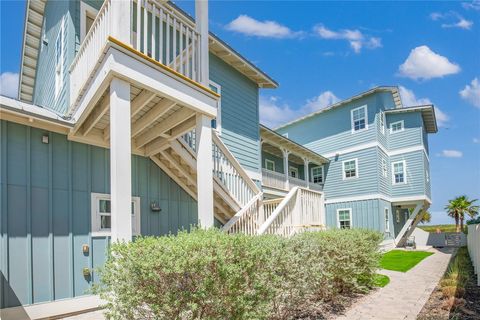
[
  {"xmin": 258, "ymin": 187, "xmax": 325, "ymax": 237},
  {"xmin": 222, "ymin": 193, "xmax": 263, "ymax": 235}
]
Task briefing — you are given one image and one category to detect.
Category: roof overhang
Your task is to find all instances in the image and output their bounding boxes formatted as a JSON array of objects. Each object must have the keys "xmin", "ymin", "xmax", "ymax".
[
  {"xmin": 275, "ymin": 86, "xmax": 401, "ymax": 130},
  {"xmin": 260, "ymin": 124, "xmax": 329, "ymax": 164},
  {"xmin": 385, "ymin": 104, "xmax": 438, "ymax": 133}
]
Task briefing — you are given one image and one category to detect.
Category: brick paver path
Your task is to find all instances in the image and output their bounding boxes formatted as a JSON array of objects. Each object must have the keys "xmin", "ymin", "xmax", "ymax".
[{"xmin": 336, "ymin": 248, "xmax": 454, "ymax": 320}]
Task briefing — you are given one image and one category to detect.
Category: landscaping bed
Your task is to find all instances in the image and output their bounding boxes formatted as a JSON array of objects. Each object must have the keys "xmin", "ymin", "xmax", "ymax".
[
  {"xmin": 417, "ymin": 247, "xmax": 480, "ymax": 320},
  {"xmin": 94, "ymin": 228, "xmax": 383, "ymax": 320}
]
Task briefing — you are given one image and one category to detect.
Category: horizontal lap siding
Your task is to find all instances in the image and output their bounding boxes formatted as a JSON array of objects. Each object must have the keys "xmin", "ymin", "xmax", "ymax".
[
  {"xmin": 386, "ymin": 113, "xmax": 423, "ymax": 150},
  {"xmin": 209, "ymin": 54, "xmax": 260, "ymax": 174},
  {"xmin": 390, "ymin": 150, "xmax": 426, "ymax": 197},
  {"xmin": 378, "ymin": 148, "xmax": 391, "ymax": 196},
  {"xmin": 0, "ymin": 120, "xmax": 197, "ymax": 308}
]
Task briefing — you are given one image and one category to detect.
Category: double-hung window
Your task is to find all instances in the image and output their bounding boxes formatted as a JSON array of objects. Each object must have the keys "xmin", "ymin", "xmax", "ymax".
[
  {"xmin": 311, "ymin": 166, "xmax": 324, "ymax": 184},
  {"xmin": 265, "ymin": 159, "xmax": 275, "ymax": 171},
  {"xmin": 351, "ymin": 105, "xmax": 368, "ymax": 132},
  {"xmin": 343, "ymin": 159, "xmax": 358, "ymax": 179},
  {"xmin": 289, "ymin": 166, "xmax": 298, "ymax": 178},
  {"xmin": 91, "ymin": 193, "xmax": 141, "ymax": 236},
  {"xmin": 209, "ymin": 81, "xmax": 222, "ymax": 133},
  {"xmin": 392, "ymin": 161, "xmax": 407, "ymax": 184},
  {"xmin": 337, "ymin": 209, "xmax": 352, "ymax": 229},
  {"xmin": 390, "ymin": 120, "xmax": 404, "ymax": 133}
]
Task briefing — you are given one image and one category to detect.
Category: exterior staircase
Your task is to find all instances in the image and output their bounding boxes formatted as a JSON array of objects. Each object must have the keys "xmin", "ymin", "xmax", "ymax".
[{"xmin": 149, "ymin": 129, "xmax": 326, "ymax": 233}]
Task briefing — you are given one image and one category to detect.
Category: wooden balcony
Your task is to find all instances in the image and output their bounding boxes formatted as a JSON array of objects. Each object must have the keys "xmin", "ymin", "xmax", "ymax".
[{"xmin": 261, "ymin": 168, "xmax": 323, "ymax": 192}]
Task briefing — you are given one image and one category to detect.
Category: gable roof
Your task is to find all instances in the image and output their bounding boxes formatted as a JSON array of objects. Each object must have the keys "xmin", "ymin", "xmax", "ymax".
[
  {"xmin": 384, "ymin": 104, "xmax": 438, "ymax": 133},
  {"xmin": 18, "ymin": 0, "xmax": 277, "ymax": 103},
  {"xmin": 275, "ymin": 86, "xmax": 402, "ymax": 130}
]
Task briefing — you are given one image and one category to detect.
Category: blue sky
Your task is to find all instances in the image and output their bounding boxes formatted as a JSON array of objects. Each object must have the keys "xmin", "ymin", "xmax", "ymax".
[{"xmin": 1, "ymin": 0, "xmax": 479, "ymax": 225}]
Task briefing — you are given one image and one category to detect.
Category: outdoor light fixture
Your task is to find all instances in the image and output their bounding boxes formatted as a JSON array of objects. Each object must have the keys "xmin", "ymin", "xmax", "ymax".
[
  {"xmin": 150, "ymin": 201, "xmax": 161, "ymax": 212},
  {"xmin": 42, "ymin": 134, "xmax": 49, "ymax": 144}
]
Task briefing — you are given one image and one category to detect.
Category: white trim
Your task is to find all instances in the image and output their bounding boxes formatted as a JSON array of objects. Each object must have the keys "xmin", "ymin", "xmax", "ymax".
[
  {"xmin": 337, "ymin": 208, "xmax": 352, "ymax": 229},
  {"xmin": 265, "ymin": 159, "xmax": 275, "ymax": 171},
  {"xmin": 392, "ymin": 160, "xmax": 407, "ymax": 185},
  {"xmin": 245, "ymin": 168, "xmax": 262, "ymax": 181},
  {"xmin": 342, "ymin": 158, "xmax": 358, "ymax": 180},
  {"xmin": 289, "ymin": 166, "xmax": 299, "ymax": 178},
  {"xmin": 54, "ymin": 16, "xmax": 65, "ymax": 100},
  {"xmin": 209, "ymin": 80, "xmax": 222, "ymax": 134},
  {"xmin": 325, "ymin": 193, "xmax": 432, "ymax": 205},
  {"xmin": 80, "ymin": 1, "xmax": 99, "ymax": 42},
  {"xmin": 91, "ymin": 192, "xmax": 141, "ymax": 237},
  {"xmin": 381, "ymin": 158, "xmax": 388, "ymax": 178},
  {"xmin": 384, "ymin": 207, "xmax": 390, "ymax": 232},
  {"xmin": 379, "ymin": 111, "xmax": 385, "ymax": 135},
  {"xmin": 311, "ymin": 165, "xmax": 324, "ymax": 184},
  {"xmin": 350, "ymin": 105, "xmax": 368, "ymax": 133},
  {"xmin": 390, "ymin": 120, "xmax": 404, "ymax": 134}
]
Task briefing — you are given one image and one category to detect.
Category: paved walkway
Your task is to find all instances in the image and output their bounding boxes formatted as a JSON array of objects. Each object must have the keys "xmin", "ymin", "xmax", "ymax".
[{"xmin": 336, "ymin": 248, "xmax": 454, "ymax": 320}]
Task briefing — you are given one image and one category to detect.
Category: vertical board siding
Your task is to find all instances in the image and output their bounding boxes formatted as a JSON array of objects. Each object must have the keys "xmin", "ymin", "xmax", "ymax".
[
  {"xmin": 0, "ymin": 120, "xmax": 197, "ymax": 308},
  {"xmin": 209, "ymin": 54, "xmax": 261, "ymax": 174}
]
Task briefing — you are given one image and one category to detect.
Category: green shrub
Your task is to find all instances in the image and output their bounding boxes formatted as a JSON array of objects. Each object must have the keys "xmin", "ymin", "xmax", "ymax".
[{"xmin": 95, "ymin": 228, "xmax": 382, "ymax": 320}]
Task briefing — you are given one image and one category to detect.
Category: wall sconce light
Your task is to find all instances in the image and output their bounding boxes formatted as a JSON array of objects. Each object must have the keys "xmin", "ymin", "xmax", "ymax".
[
  {"xmin": 150, "ymin": 201, "xmax": 161, "ymax": 212},
  {"xmin": 42, "ymin": 134, "xmax": 49, "ymax": 144},
  {"xmin": 82, "ymin": 244, "xmax": 89, "ymax": 255}
]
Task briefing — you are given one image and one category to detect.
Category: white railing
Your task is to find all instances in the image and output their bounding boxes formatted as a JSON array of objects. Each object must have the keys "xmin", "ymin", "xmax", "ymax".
[
  {"xmin": 263, "ymin": 198, "xmax": 282, "ymax": 223},
  {"xmin": 258, "ymin": 187, "xmax": 325, "ymax": 237},
  {"xmin": 222, "ymin": 193, "xmax": 263, "ymax": 235},
  {"xmin": 467, "ymin": 223, "xmax": 480, "ymax": 286},
  {"xmin": 289, "ymin": 176, "xmax": 307, "ymax": 189},
  {"xmin": 70, "ymin": 0, "xmax": 112, "ymax": 106},
  {"xmin": 262, "ymin": 168, "xmax": 286, "ymax": 190},
  {"xmin": 134, "ymin": 0, "xmax": 201, "ymax": 82}
]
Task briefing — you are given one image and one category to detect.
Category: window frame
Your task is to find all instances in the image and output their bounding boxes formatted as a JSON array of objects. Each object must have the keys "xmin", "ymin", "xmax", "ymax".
[
  {"xmin": 350, "ymin": 105, "xmax": 368, "ymax": 133},
  {"xmin": 209, "ymin": 81, "xmax": 222, "ymax": 134},
  {"xmin": 342, "ymin": 158, "xmax": 359, "ymax": 180},
  {"xmin": 337, "ymin": 208, "xmax": 352, "ymax": 229},
  {"xmin": 54, "ymin": 17, "xmax": 65, "ymax": 100},
  {"xmin": 311, "ymin": 165, "xmax": 324, "ymax": 184},
  {"xmin": 91, "ymin": 193, "xmax": 141, "ymax": 237},
  {"xmin": 381, "ymin": 158, "xmax": 388, "ymax": 178},
  {"xmin": 392, "ymin": 160, "xmax": 407, "ymax": 185},
  {"xmin": 265, "ymin": 159, "xmax": 275, "ymax": 172},
  {"xmin": 80, "ymin": 1, "xmax": 99, "ymax": 42},
  {"xmin": 384, "ymin": 207, "xmax": 390, "ymax": 232},
  {"xmin": 390, "ymin": 120, "xmax": 404, "ymax": 134},
  {"xmin": 289, "ymin": 166, "xmax": 299, "ymax": 179},
  {"xmin": 379, "ymin": 111, "xmax": 385, "ymax": 135}
]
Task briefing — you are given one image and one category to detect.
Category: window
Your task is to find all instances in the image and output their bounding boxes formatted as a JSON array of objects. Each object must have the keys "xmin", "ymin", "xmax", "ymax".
[
  {"xmin": 396, "ymin": 210, "xmax": 400, "ymax": 223},
  {"xmin": 55, "ymin": 17, "xmax": 65, "ymax": 99},
  {"xmin": 311, "ymin": 166, "xmax": 324, "ymax": 184},
  {"xmin": 342, "ymin": 159, "xmax": 358, "ymax": 179},
  {"xmin": 209, "ymin": 81, "xmax": 222, "ymax": 133},
  {"xmin": 351, "ymin": 105, "xmax": 368, "ymax": 132},
  {"xmin": 265, "ymin": 159, "xmax": 275, "ymax": 171},
  {"xmin": 337, "ymin": 209, "xmax": 352, "ymax": 229},
  {"xmin": 390, "ymin": 120, "xmax": 404, "ymax": 133},
  {"xmin": 384, "ymin": 208, "xmax": 390, "ymax": 232},
  {"xmin": 392, "ymin": 161, "xmax": 407, "ymax": 184},
  {"xmin": 91, "ymin": 193, "xmax": 141, "ymax": 236},
  {"xmin": 289, "ymin": 166, "xmax": 298, "ymax": 178},
  {"xmin": 382, "ymin": 158, "xmax": 388, "ymax": 178},
  {"xmin": 379, "ymin": 112, "xmax": 385, "ymax": 134},
  {"xmin": 80, "ymin": 2, "xmax": 99, "ymax": 41}
]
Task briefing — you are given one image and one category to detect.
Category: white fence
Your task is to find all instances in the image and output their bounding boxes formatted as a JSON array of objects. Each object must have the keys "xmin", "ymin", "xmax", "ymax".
[{"xmin": 467, "ymin": 223, "xmax": 480, "ymax": 286}]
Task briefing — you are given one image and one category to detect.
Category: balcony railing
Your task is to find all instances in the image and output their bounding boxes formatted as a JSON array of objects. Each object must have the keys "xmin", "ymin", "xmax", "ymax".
[
  {"xmin": 261, "ymin": 168, "xmax": 323, "ymax": 192},
  {"xmin": 70, "ymin": 0, "xmax": 203, "ymax": 108}
]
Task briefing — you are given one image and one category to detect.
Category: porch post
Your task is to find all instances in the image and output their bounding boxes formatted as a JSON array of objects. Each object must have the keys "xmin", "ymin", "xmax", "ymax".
[
  {"xmin": 304, "ymin": 158, "xmax": 310, "ymax": 189},
  {"xmin": 110, "ymin": 78, "xmax": 132, "ymax": 242},
  {"xmin": 282, "ymin": 148, "xmax": 290, "ymax": 190},
  {"xmin": 110, "ymin": 0, "xmax": 131, "ymax": 44},
  {"xmin": 196, "ymin": 113, "xmax": 214, "ymax": 227},
  {"xmin": 195, "ymin": 0, "xmax": 209, "ymax": 86}
]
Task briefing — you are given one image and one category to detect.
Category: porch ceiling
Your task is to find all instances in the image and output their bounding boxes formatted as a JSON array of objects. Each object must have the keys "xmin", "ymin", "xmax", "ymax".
[{"xmin": 69, "ymin": 81, "xmax": 197, "ymax": 157}]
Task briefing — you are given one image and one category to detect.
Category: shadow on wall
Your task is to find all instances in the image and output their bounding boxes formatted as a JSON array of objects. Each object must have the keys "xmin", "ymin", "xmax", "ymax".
[
  {"xmin": 412, "ymin": 228, "xmax": 467, "ymax": 247},
  {"xmin": 0, "ymin": 272, "xmax": 31, "ymax": 319}
]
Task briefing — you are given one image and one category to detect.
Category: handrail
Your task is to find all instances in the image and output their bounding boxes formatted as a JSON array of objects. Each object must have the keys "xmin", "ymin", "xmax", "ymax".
[
  {"xmin": 258, "ymin": 187, "xmax": 299, "ymax": 235},
  {"xmin": 222, "ymin": 192, "xmax": 263, "ymax": 235}
]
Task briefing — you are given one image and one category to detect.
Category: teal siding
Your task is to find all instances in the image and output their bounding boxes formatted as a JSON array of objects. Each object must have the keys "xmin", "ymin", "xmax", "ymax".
[
  {"xmin": 262, "ymin": 151, "xmax": 284, "ymax": 173},
  {"xmin": 390, "ymin": 150, "xmax": 426, "ymax": 198},
  {"xmin": 210, "ymin": 54, "xmax": 260, "ymax": 173},
  {"xmin": 386, "ymin": 112, "xmax": 423, "ymax": 150},
  {"xmin": 377, "ymin": 148, "xmax": 390, "ymax": 196},
  {"xmin": 0, "ymin": 120, "xmax": 197, "ymax": 308}
]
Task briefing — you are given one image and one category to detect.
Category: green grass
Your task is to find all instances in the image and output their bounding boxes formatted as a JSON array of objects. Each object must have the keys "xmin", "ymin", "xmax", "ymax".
[
  {"xmin": 380, "ymin": 250, "xmax": 434, "ymax": 272},
  {"xmin": 418, "ymin": 224, "xmax": 466, "ymax": 233},
  {"xmin": 373, "ymin": 274, "xmax": 390, "ymax": 287}
]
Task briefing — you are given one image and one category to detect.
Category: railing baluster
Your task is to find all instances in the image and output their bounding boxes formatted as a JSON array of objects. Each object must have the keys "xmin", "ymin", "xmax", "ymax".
[{"xmin": 152, "ymin": 4, "xmax": 156, "ymax": 60}]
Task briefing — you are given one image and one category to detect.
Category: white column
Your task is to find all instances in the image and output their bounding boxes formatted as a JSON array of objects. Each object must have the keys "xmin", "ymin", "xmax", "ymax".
[
  {"xmin": 304, "ymin": 158, "xmax": 310, "ymax": 189},
  {"xmin": 282, "ymin": 149, "xmax": 290, "ymax": 190},
  {"xmin": 195, "ymin": 0, "xmax": 209, "ymax": 86},
  {"xmin": 110, "ymin": 78, "xmax": 132, "ymax": 242},
  {"xmin": 196, "ymin": 113, "xmax": 214, "ymax": 227},
  {"xmin": 110, "ymin": 0, "xmax": 132, "ymax": 44}
]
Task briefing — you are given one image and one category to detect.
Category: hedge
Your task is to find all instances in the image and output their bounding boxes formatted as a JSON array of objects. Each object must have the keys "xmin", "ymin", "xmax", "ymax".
[{"xmin": 95, "ymin": 228, "xmax": 382, "ymax": 319}]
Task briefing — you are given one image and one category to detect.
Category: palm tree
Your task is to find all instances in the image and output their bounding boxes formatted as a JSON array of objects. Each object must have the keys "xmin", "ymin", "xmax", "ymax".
[{"xmin": 445, "ymin": 196, "xmax": 479, "ymax": 232}]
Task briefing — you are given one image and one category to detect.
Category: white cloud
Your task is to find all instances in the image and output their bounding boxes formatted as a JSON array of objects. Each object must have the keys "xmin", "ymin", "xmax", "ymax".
[
  {"xmin": 399, "ymin": 86, "xmax": 449, "ymax": 127},
  {"xmin": 473, "ymin": 138, "xmax": 480, "ymax": 143},
  {"xmin": 398, "ymin": 46, "xmax": 460, "ymax": 80},
  {"xmin": 462, "ymin": 0, "xmax": 480, "ymax": 10},
  {"xmin": 313, "ymin": 24, "xmax": 382, "ymax": 53},
  {"xmin": 430, "ymin": 11, "xmax": 473, "ymax": 29},
  {"xmin": 459, "ymin": 77, "xmax": 480, "ymax": 108},
  {"xmin": 226, "ymin": 15, "xmax": 301, "ymax": 39},
  {"xmin": 438, "ymin": 150, "xmax": 463, "ymax": 158},
  {"xmin": 0, "ymin": 72, "xmax": 19, "ymax": 98},
  {"xmin": 260, "ymin": 91, "xmax": 340, "ymax": 127}
]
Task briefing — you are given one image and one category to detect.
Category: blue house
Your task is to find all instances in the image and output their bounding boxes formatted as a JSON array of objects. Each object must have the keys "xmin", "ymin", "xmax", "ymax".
[
  {"xmin": 0, "ymin": 0, "xmax": 436, "ymax": 318},
  {"xmin": 275, "ymin": 87, "xmax": 437, "ymax": 249}
]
